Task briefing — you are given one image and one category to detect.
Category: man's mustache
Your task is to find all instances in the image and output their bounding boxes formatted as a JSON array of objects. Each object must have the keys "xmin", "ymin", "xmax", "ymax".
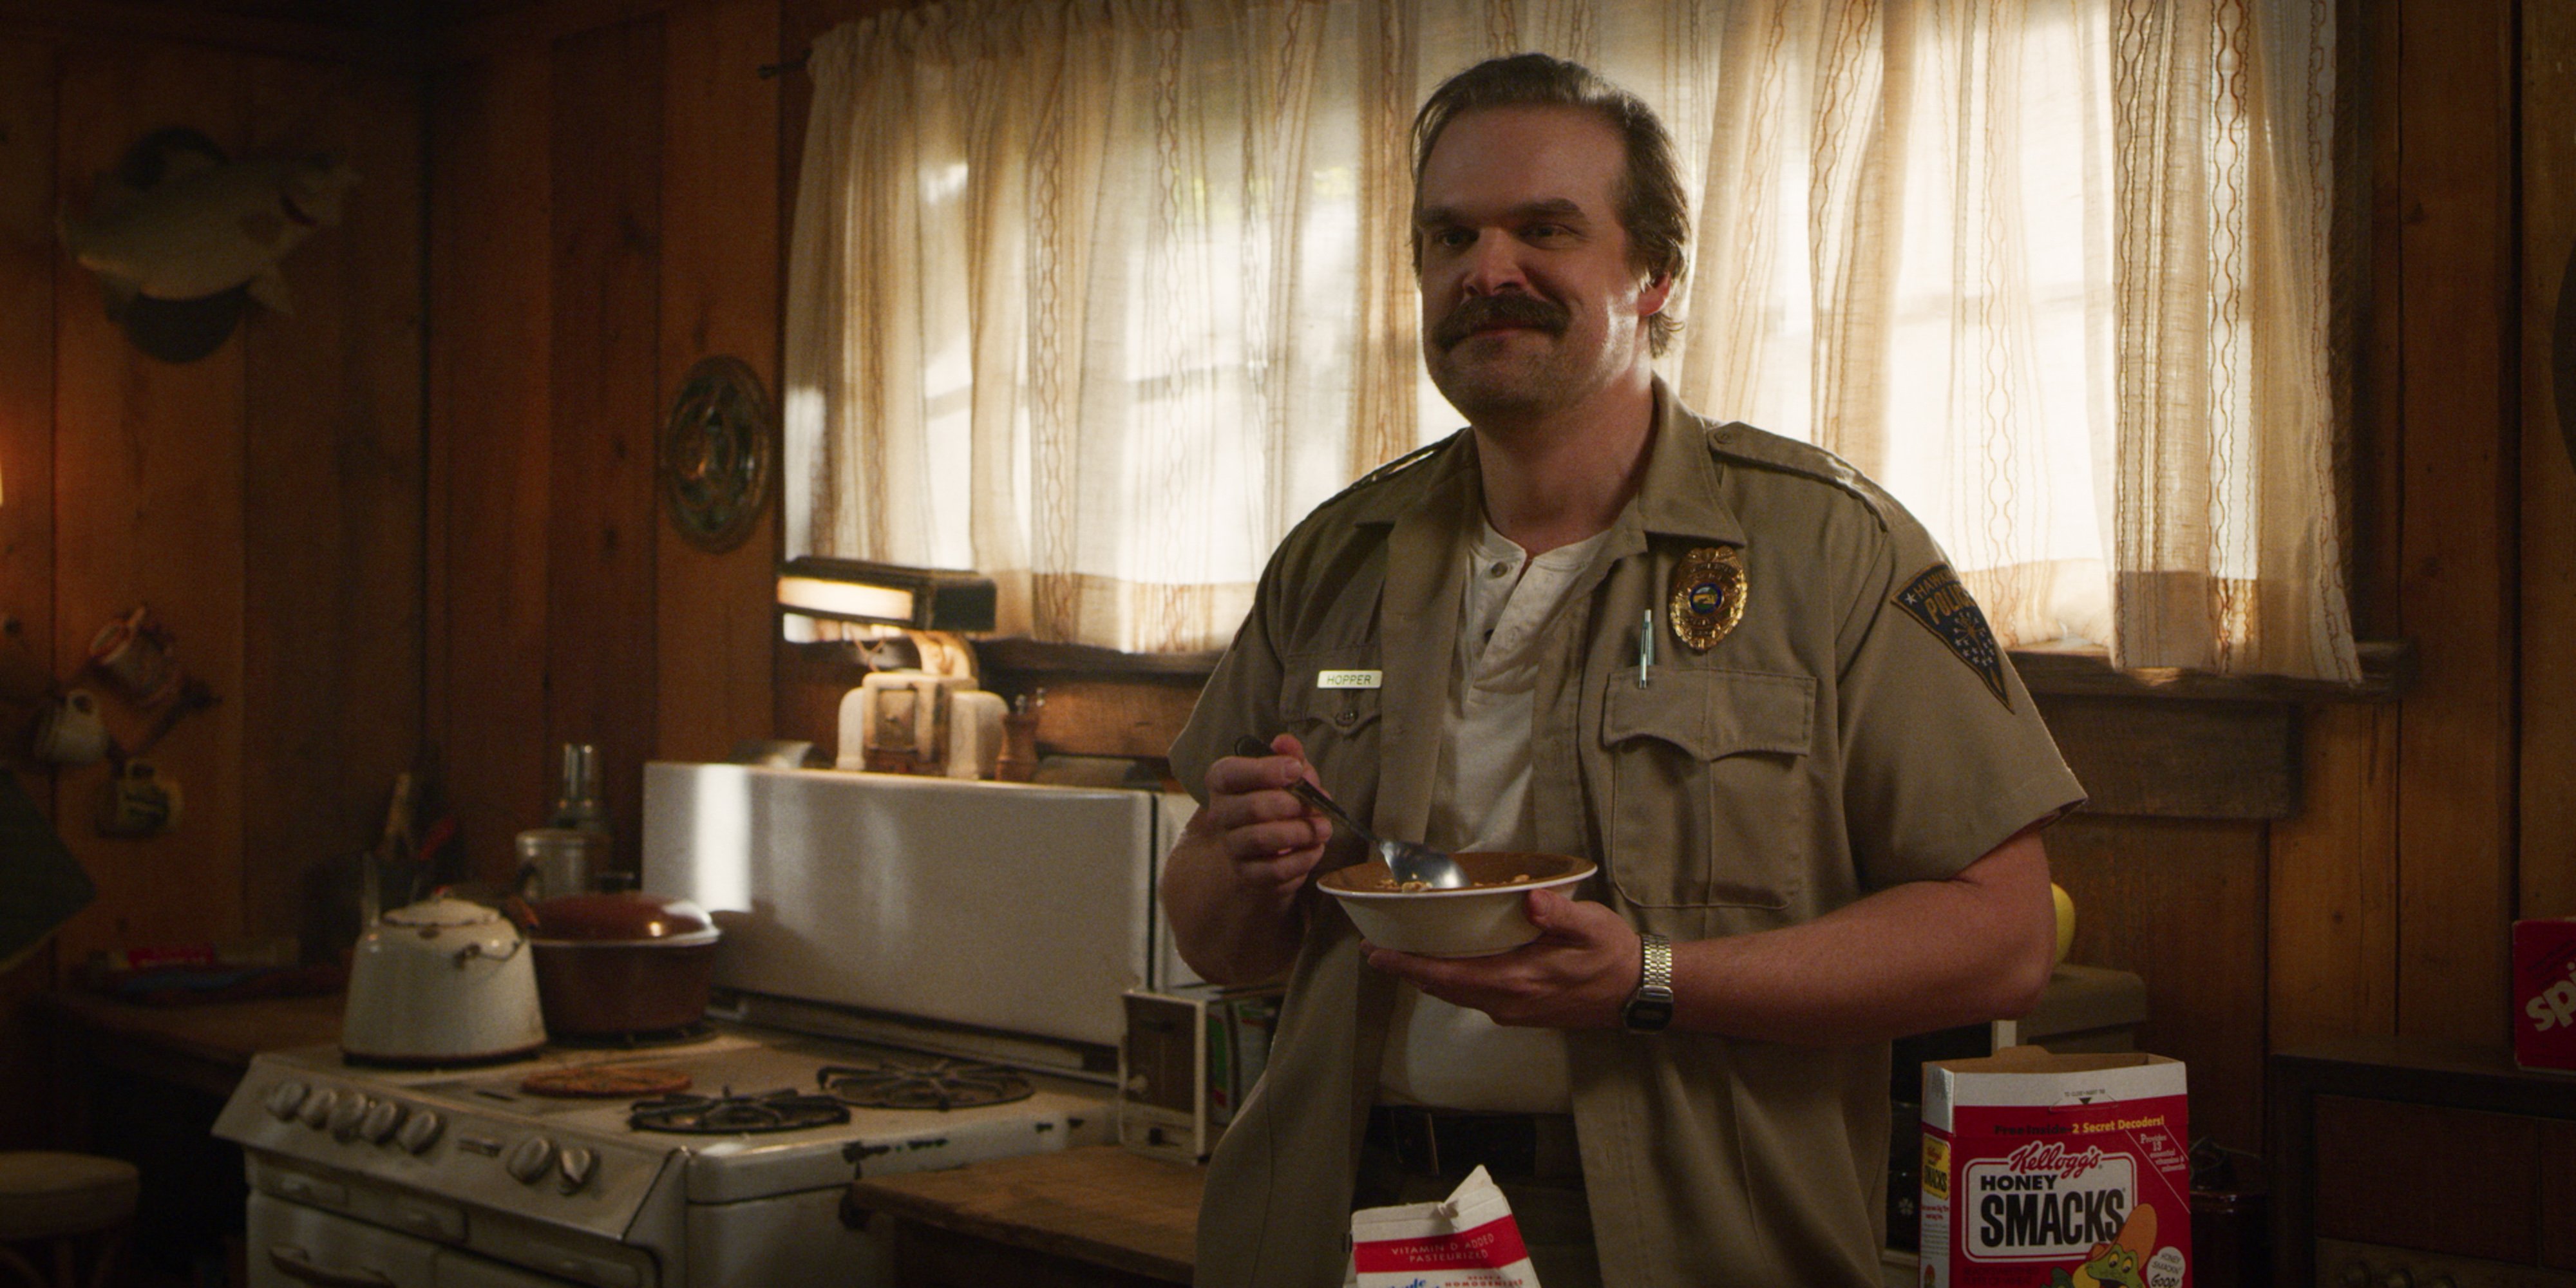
[{"xmin": 1433, "ymin": 294, "xmax": 1569, "ymax": 348}]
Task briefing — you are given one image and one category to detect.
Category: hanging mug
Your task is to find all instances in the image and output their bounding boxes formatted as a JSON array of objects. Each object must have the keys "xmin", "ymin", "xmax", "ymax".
[
  {"xmin": 31, "ymin": 689, "xmax": 110, "ymax": 766},
  {"xmin": 97, "ymin": 759, "xmax": 184, "ymax": 837},
  {"xmin": 89, "ymin": 606, "xmax": 182, "ymax": 707}
]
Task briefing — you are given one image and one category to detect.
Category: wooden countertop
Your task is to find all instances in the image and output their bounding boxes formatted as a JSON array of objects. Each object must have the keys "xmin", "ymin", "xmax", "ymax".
[
  {"xmin": 31, "ymin": 989, "xmax": 342, "ymax": 1097},
  {"xmin": 843, "ymin": 1144, "xmax": 1203, "ymax": 1284}
]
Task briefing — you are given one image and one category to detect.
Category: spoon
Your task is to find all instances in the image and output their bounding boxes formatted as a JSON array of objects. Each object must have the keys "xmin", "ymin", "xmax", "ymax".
[{"xmin": 1232, "ymin": 736, "xmax": 1471, "ymax": 889}]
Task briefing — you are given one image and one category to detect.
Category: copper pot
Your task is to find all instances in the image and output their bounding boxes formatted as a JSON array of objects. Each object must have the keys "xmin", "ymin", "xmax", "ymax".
[{"xmin": 525, "ymin": 889, "xmax": 720, "ymax": 1037}]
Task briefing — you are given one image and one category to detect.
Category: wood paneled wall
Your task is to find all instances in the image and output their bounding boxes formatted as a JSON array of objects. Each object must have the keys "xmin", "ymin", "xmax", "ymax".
[
  {"xmin": 2519, "ymin": 0, "xmax": 2576, "ymax": 929},
  {"xmin": 426, "ymin": 0, "xmax": 778, "ymax": 884},
  {"xmin": 0, "ymin": 15, "xmax": 422, "ymax": 1148},
  {"xmin": 2269, "ymin": 0, "xmax": 2559, "ymax": 1058}
]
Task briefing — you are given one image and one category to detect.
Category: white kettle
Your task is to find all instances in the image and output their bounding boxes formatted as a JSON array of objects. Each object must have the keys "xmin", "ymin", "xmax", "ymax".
[{"xmin": 341, "ymin": 895, "xmax": 547, "ymax": 1064}]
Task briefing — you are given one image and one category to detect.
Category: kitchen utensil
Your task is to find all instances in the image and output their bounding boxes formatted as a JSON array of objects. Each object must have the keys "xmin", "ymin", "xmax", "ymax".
[
  {"xmin": 515, "ymin": 827, "xmax": 604, "ymax": 900},
  {"xmin": 996, "ymin": 690, "xmax": 1044, "ymax": 782},
  {"xmin": 340, "ymin": 894, "xmax": 546, "ymax": 1064},
  {"xmin": 29, "ymin": 690, "xmax": 108, "ymax": 766},
  {"xmin": 525, "ymin": 887, "xmax": 720, "ymax": 1037},
  {"xmin": 840, "ymin": 671, "xmax": 977, "ymax": 773},
  {"xmin": 360, "ymin": 772, "xmax": 416, "ymax": 929},
  {"xmin": 1231, "ymin": 735, "xmax": 1469, "ymax": 889},
  {"xmin": 95, "ymin": 759, "xmax": 182, "ymax": 837},
  {"xmin": 549, "ymin": 742, "xmax": 609, "ymax": 835},
  {"xmin": 86, "ymin": 605, "xmax": 182, "ymax": 707},
  {"xmin": 1316, "ymin": 851, "xmax": 1595, "ymax": 957}
]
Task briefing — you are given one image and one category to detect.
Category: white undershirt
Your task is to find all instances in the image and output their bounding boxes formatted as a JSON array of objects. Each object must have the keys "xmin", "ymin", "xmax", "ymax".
[{"xmin": 1376, "ymin": 519, "xmax": 1608, "ymax": 1113}]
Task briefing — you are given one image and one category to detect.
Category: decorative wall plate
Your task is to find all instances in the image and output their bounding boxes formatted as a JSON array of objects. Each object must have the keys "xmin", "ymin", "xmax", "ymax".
[{"xmin": 660, "ymin": 355, "xmax": 775, "ymax": 553}]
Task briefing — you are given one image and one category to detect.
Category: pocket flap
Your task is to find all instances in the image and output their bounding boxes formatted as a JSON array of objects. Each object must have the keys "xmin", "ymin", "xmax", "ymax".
[
  {"xmin": 1602, "ymin": 668, "xmax": 1815, "ymax": 760},
  {"xmin": 1279, "ymin": 653, "xmax": 1385, "ymax": 734}
]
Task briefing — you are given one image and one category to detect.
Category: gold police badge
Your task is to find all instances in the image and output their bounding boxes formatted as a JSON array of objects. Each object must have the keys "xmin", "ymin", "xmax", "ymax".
[{"xmin": 1669, "ymin": 546, "xmax": 1745, "ymax": 652}]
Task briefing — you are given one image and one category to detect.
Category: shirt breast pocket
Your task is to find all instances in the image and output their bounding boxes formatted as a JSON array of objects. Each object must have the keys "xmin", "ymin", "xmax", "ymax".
[
  {"xmin": 1276, "ymin": 649, "xmax": 1384, "ymax": 779},
  {"xmin": 1600, "ymin": 668, "xmax": 1817, "ymax": 915}
]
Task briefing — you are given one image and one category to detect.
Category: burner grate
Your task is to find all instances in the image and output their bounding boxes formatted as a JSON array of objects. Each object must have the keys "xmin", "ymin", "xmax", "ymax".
[
  {"xmin": 627, "ymin": 1088, "xmax": 853, "ymax": 1134},
  {"xmin": 818, "ymin": 1058, "xmax": 1036, "ymax": 1111}
]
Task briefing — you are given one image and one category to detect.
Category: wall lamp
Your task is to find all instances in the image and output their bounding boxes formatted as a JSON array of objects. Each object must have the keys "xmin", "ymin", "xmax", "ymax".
[{"xmin": 775, "ymin": 556, "xmax": 997, "ymax": 633}]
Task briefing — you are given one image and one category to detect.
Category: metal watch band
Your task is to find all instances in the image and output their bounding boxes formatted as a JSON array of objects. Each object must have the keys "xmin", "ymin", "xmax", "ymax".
[{"xmin": 1623, "ymin": 931, "xmax": 1675, "ymax": 1032}]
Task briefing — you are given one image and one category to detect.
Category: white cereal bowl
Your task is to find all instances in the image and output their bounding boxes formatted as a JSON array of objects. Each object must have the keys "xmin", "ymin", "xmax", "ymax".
[{"xmin": 1319, "ymin": 851, "xmax": 1596, "ymax": 958}]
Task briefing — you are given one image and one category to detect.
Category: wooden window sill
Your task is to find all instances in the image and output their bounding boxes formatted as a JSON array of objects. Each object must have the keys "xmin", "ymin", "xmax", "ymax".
[
  {"xmin": 2007, "ymin": 639, "xmax": 2412, "ymax": 704},
  {"xmin": 784, "ymin": 638, "xmax": 2412, "ymax": 821}
]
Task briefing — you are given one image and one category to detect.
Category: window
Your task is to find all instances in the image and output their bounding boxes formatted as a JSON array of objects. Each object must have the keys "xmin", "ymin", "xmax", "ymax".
[{"xmin": 784, "ymin": 0, "xmax": 2352, "ymax": 679}]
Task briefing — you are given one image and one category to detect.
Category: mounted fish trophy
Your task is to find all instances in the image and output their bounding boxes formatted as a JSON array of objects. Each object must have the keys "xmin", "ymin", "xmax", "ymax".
[{"xmin": 56, "ymin": 126, "xmax": 358, "ymax": 363}]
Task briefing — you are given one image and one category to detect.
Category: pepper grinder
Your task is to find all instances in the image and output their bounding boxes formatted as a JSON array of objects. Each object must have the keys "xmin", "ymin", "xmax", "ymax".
[{"xmin": 996, "ymin": 690, "xmax": 1044, "ymax": 782}]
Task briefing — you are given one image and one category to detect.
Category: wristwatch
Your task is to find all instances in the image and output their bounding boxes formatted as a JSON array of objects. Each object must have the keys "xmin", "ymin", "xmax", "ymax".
[{"xmin": 1621, "ymin": 932, "xmax": 1674, "ymax": 1032}]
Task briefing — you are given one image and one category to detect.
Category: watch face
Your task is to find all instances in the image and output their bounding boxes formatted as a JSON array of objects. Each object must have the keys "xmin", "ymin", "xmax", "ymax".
[{"xmin": 1624, "ymin": 998, "xmax": 1674, "ymax": 1032}]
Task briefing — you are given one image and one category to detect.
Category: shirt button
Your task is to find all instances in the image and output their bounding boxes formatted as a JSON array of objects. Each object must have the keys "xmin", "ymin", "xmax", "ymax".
[
  {"xmin": 1334, "ymin": 710, "xmax": 1358, "ymax": 728},
  {"xmin": 1488, "ymin": 562, "xmax": 1511, "ymax": 577}
]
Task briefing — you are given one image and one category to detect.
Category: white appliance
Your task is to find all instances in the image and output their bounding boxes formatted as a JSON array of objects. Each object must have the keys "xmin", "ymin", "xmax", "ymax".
[{"xmin": 216, "ymin": 764, "xmax": 1200, "ymax": 1287}]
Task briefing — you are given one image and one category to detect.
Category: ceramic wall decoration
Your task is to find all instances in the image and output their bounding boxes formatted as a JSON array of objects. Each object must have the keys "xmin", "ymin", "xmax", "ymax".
[{"xmin": 661, "ymin": 355, "xmax": 775, "ymax": 553}]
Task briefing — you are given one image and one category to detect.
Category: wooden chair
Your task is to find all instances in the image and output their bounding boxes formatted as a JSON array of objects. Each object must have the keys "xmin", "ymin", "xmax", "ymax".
[{"xmin": 0, "ymin": 1153, "xmax": 138, "ymax": 1288}]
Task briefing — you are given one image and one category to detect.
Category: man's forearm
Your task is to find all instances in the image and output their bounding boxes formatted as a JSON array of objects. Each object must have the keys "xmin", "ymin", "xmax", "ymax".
[
  {"xmin": 1668, "ymin": 831, "xmax": 2057, "ymax": 1045},
  {"xmin": 1159, "ymin": 829, "xmax": 1307, "ymax": 985}
]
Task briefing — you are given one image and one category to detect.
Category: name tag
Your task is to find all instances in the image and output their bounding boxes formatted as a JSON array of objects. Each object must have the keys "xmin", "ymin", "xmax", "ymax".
[{"xmin": 1315, "ymin": 670, "xmax": 1382, "ymax": 690}]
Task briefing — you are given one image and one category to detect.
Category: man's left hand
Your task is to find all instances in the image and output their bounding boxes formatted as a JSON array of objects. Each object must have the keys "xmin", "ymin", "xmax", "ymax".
[{"xmin": 1361, "ymin": 890, "xmax": 1640, "ymax": 1028}]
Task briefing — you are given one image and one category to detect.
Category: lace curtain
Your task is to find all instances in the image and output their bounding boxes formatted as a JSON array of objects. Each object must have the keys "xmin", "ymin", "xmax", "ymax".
[{"xmin": 783, "ymin": 0, "xmax": 2353, "ymax": 679}]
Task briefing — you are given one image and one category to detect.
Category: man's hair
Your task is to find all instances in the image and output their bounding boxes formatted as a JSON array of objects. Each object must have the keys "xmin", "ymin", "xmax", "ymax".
[{"xmin": 1410, "ymin": 52, "xmax": 1690, "ymax": 356}]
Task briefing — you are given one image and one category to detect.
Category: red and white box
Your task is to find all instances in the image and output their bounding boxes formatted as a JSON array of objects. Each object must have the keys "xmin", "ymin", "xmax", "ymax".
[
  {"xmin": 1345, "ymin": 1165, "xmax": 1538, "ymax": 1288},
  {"xmin": 2514, "ymin": 916, "xmax": 2576, "ymax": 1073},
  {"xmin": 1921, "ymin": 1047, "xmax": 2192, "ymax": 1288}
]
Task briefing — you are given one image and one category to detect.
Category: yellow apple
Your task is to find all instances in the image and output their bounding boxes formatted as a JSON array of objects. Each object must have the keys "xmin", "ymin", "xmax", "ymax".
[{"xmin": 2051, "ymin": 882, "xmax": 2076, "ymax": 963}]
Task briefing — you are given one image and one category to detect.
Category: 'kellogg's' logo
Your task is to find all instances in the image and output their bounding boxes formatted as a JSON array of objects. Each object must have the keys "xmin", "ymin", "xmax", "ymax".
[{"xmin": 2005, "ymin": 1141, "xmax": 2110, "ymax": 1180}]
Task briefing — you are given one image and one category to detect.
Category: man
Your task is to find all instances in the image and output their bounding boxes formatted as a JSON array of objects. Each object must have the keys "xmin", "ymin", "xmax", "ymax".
[{"xmin": 1161, "ymin": 53, "xmax": 2083, "ymax": 1287}]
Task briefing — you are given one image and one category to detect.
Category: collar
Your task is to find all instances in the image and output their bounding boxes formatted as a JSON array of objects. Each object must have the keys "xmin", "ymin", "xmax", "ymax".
[
  {"xmin": 1624, "ymin": 377, "xmax": 1745, "ymax": 547},
  {"xmin": 1337, "ymin": 377, "xmax": 1748, "ymax": 547}
]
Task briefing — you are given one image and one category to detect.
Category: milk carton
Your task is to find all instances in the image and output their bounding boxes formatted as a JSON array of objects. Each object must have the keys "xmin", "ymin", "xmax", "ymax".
[{"xmin": 1920, "ymin": 1046, "xmax": 2192, "ymax": 1287}]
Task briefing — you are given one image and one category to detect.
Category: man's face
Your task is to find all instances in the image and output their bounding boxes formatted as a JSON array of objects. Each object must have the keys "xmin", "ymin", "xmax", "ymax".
[{"xmin": 1414, "ymin": 105, "xmax": 1669, "ymax": 426}]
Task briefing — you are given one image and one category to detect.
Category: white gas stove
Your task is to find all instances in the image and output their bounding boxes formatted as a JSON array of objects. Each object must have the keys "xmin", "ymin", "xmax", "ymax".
[
  {"xmin": 216, "ymin": 765, "xmax": 1199, "ymax": 1288},
  {"xmin": 218, "ymin": 1029, "xmax": 1109, "ymax": 1287}
]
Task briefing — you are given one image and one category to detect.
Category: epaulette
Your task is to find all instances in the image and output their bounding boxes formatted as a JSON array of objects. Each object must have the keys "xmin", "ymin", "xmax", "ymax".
[
  {"xmin": 1704, "ymin": 420, "xmax": 1891, "ymax": 529},
  {"xmin": 1316, "ymin": 435, "xmax": 1453, "ymax": 509}
]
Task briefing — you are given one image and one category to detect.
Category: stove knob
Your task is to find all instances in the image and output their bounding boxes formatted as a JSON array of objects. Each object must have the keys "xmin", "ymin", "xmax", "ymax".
[
  {"xmin": 360, "ymin": 1099, "xmax": 406, "ymax": 1144},
  {"xmin": 263, "ymin": 1081, "xmax": 310, "ymax": 1121},
  {"xmin": 556, "ymin": 1146, "xmax": 598, "ymax": 1193},
  {"xmin": 395, "ymin": 1110, "xmax": 443, "ymax": 1155},
  {"xmin": 505, "ymin": 1136, "xmax": 558, "ymax": 1184},
  {"xmin": 328, "ymin": 1095, "xmax": 372, "ymax": 1141},
  {"xmin": 298, "ymin": 1088, "xmax": 339, "ymax": 1129}
]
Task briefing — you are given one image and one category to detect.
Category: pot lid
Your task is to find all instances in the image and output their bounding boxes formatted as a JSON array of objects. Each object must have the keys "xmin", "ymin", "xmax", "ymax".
[
  {"xmin": 381, "ymin": 895, "xmax": 506, "ymax": 929},
  {"xmin": 528, "ymin": 892, "xmax": 719, "ymax": 945}
]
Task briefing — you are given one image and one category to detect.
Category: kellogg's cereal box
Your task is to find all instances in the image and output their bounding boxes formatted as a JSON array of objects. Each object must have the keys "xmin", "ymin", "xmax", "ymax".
[
  {"xmin": 1920, "ymin": 1046, "xmax": 2191, "ymax": 1288},
  {"xmin": 2514, "ymin": 916, "xmax": 2576, "ymax": 1072}
]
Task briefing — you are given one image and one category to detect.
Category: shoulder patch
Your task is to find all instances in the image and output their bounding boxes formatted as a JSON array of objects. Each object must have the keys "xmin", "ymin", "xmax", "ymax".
[
  {"xmin": 1704, "ymin": 422, "xmax": 1891, "ymax": 528},
  {"xmin": 1891, "ymin": 563, "xmax": 2010, "ymax": 708}
]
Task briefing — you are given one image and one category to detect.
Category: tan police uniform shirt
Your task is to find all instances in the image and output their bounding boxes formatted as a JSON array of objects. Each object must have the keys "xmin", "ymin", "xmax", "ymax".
[{"xmin": 1169, "ymin": 380, "xmax": 2086, "ymax": 1287}]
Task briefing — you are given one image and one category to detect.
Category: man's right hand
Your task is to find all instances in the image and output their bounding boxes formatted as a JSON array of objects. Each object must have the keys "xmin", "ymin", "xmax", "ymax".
[
  {"xmin": 1158, "ymin": 734, "xmax": 1333, "ymax": 984},
  {"xmin": 1195, "ymin": 734, "xmax": 1333, "ymax": 897}
]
